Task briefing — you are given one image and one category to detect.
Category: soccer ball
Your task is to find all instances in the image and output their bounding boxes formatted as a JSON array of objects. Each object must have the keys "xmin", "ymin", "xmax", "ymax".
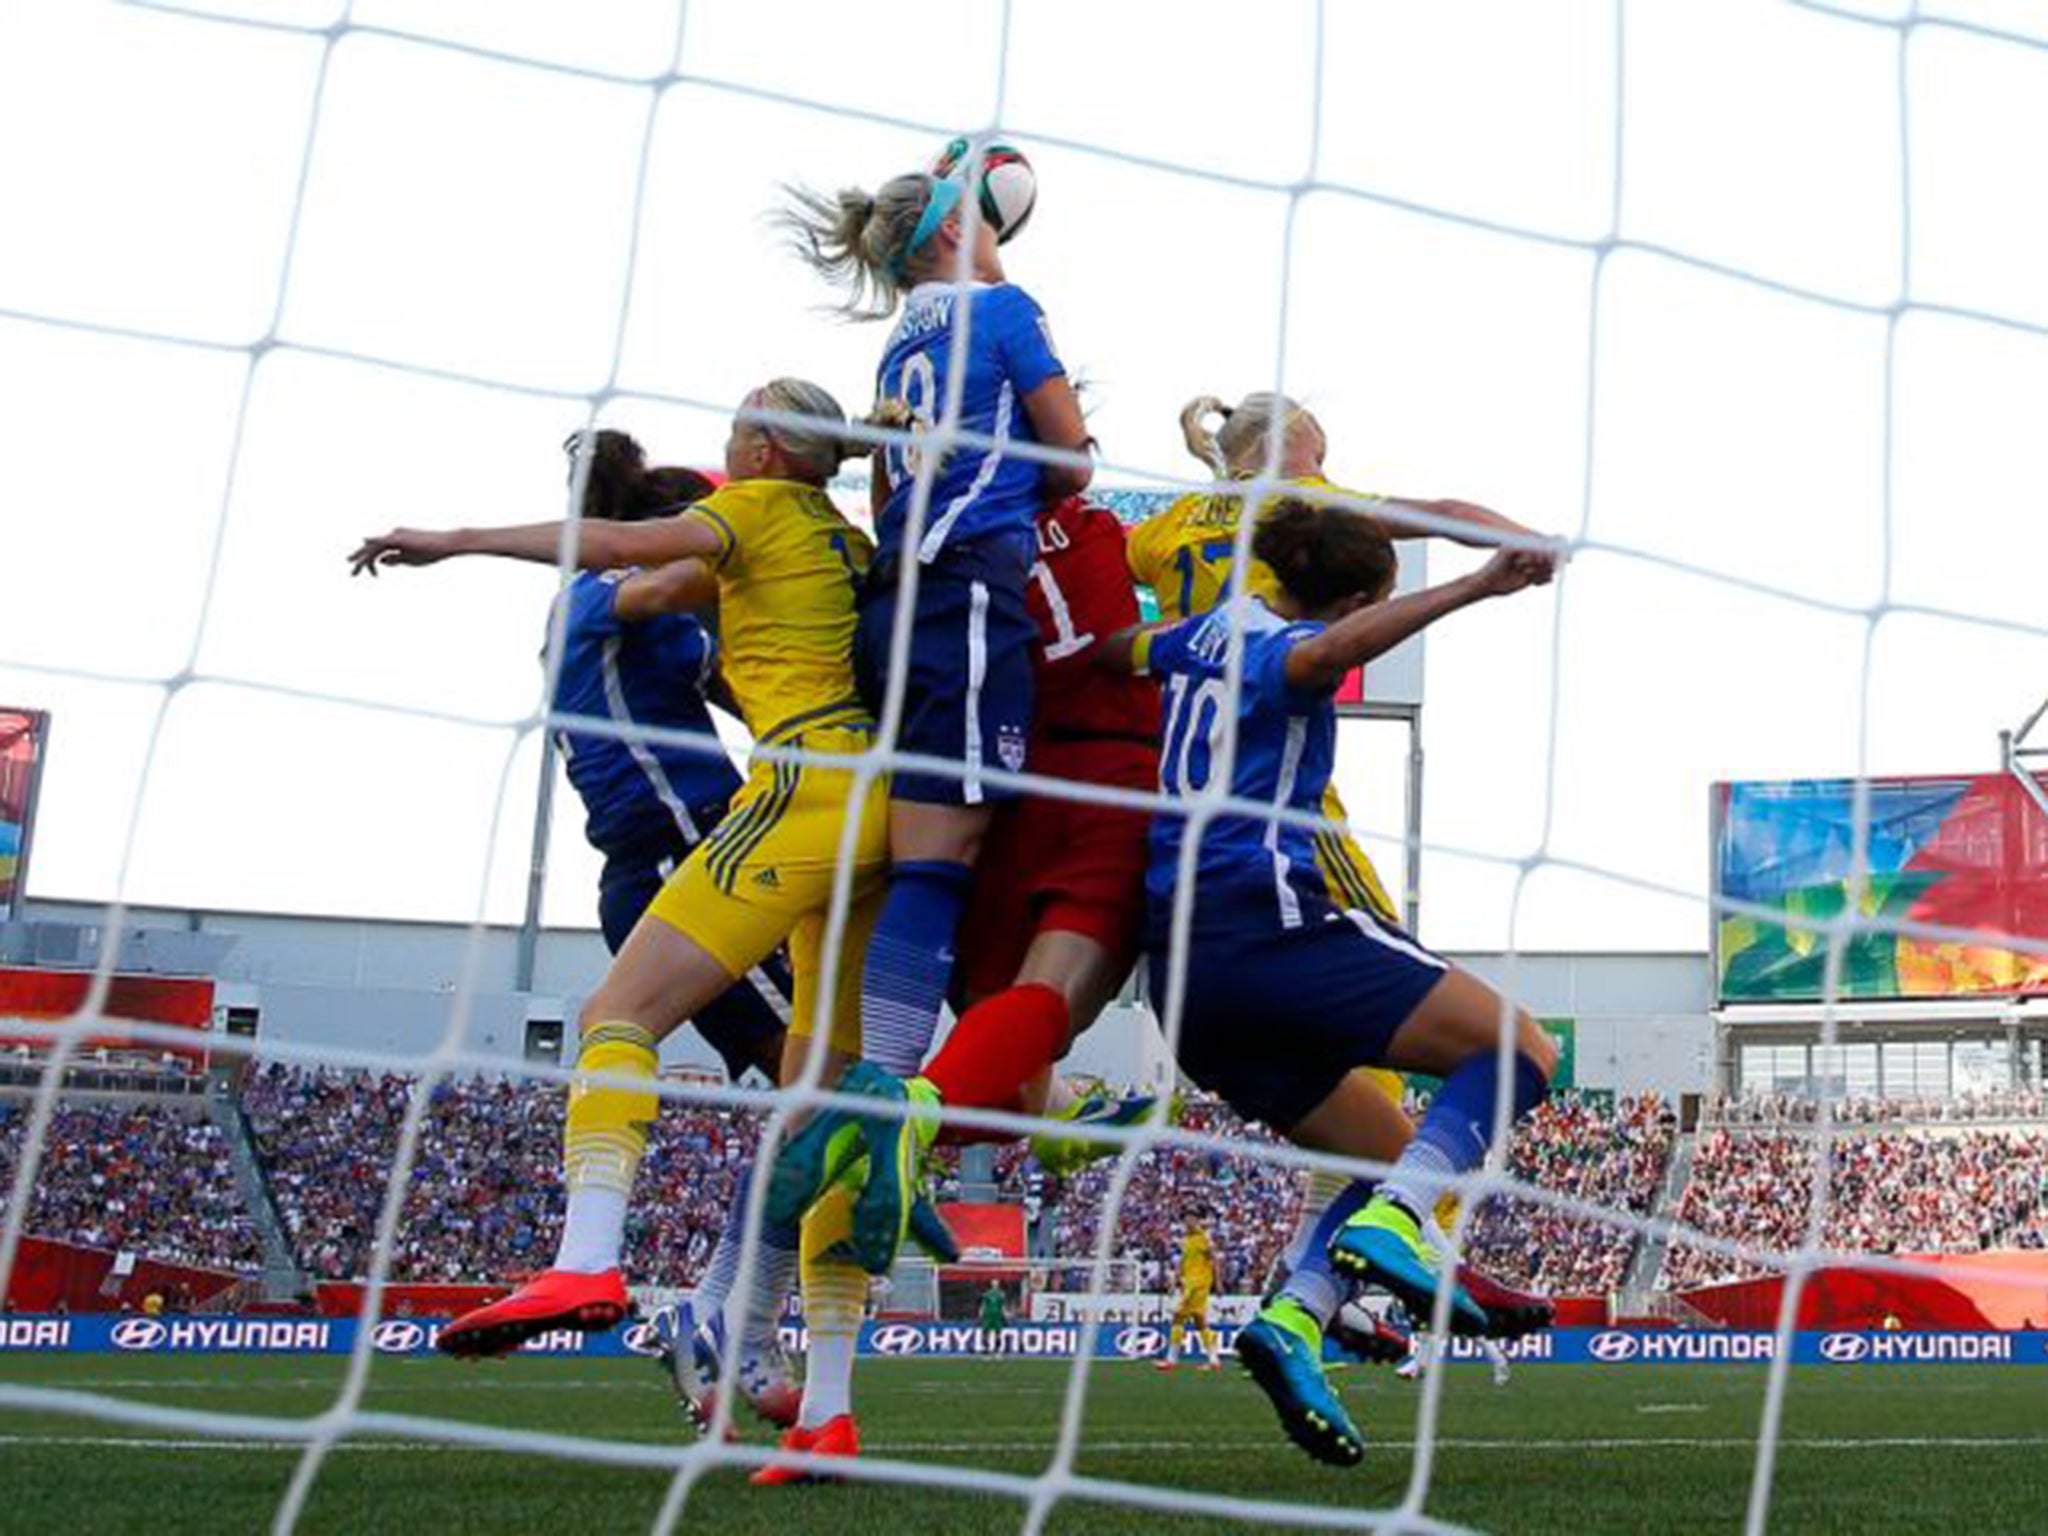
[{"xmin": 930, "ymin": 137, "xmax": 1036, "ymax": 244}]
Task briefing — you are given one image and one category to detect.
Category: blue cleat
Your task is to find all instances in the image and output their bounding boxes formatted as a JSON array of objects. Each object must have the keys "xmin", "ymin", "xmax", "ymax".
[
  {"xmin": 1234, "ymin": 1299, "xmax": 1365, "ymax": 1467},
  {"xmin": 1329, "ymin": 1197, "xmax": 1490, "ymax": 1336}
]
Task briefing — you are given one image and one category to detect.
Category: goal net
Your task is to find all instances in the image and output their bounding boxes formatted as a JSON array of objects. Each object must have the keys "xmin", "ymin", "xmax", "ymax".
[{"xmin": 3, "ymin": 1, "xmax": 2047, "ymax": 1533}]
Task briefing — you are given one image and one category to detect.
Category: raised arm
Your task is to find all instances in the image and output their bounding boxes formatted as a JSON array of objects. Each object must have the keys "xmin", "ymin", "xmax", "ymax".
[
  {"xmin": 1283, "ymin": 549, "xmax": 1547, "ymax": 693},
  {"xmin": 1021, "ymin": 375, "xmax": 1093, "ymax": 500},
  {"xmin": 348, "ymin": 512, "xmax": 723, "ymax": 579},
  {"xmin": 1372, "ymin": 495, "xmax": 1560, "ymax": 568}
]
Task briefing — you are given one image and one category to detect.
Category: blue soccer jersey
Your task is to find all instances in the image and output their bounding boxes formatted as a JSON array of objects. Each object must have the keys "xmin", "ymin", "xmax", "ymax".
[
  {"xmin": 873, "ymin": 280, "xmax": 1067, "ymax": 565},
  {"xmin": 1141, "ymin": 596, "xmax": 1337, "ymax": 930},
  {"xmin": 550, "ymin": 570, "xmax": 741, "ymax": 851}
]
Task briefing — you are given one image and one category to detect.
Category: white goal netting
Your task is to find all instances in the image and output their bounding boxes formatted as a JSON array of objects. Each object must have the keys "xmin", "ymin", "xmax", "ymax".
[{"xmin": 3, "ymin": 1, "xmax": 2048, "ymax": 1533}]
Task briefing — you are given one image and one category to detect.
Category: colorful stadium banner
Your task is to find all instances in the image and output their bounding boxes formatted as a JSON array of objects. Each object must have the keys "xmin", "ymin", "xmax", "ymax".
[
  {"xmin": 0, "ymin": 709, "xmax": 50, "ymax": 922},
  {"xmin": 1713, "ymin": 775, "xmax": 2048, "ymax": 1002},
  {"xmin": 5, "ymin": 1316, "xmax": 2046, "ymax": 1365}
]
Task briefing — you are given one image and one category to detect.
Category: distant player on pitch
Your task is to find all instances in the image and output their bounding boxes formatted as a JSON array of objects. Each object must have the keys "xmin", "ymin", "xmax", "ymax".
[{"xmin": 1155, "ymin": 1221, "xmax": 1223, "ymax": 1372}]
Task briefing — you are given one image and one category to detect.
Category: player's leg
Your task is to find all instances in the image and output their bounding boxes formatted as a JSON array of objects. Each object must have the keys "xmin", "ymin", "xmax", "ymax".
[
  {"xmin": 1197, "ymin": 1297, "xmax": 1222, "ymax": 1369},
  {"xmin": 439, "ymin": 895, "xmax": 769, "ymax": 1357},
  {"xmin": 851, "ymin": 549, "xmax": 1034, "ymax": 1077},
  {"xmin": 753, "ymin": 1169, "xmax": 865, "ymax": 1486},
  {"xmin": 1331, "ymin": 958, "xmax": 1558, "ymax": 1333},
  {"xmin": 718, "ymin": 900, "xmax": 878, "ymax": 1429},
  {"xmin": 1486, "ymin": 1337, "xmax": 1512, "ymax": 1387}
]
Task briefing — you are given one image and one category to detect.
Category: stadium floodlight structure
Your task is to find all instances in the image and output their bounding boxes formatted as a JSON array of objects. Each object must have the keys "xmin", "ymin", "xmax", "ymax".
[
  {"xmin": 4, "ymin": 3, "xmax": 2048, "ymax": 1536},
  {"xmin": 2000, "ymin": 691, "xmax": 2048, "ymax": 824}
]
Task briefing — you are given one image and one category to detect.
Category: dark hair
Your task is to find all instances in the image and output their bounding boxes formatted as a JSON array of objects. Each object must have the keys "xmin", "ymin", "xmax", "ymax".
[
  {"xmin": 1253, "ymin": 497, "xmax": 1398, "ymax": 612},
  {"xmin": 564, "ymin": 430, "xmax": 714, "ymax": 523}
]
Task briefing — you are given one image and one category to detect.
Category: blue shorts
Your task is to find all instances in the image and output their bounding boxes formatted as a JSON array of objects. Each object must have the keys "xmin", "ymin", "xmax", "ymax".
[
  {"xmin": 1146, "ymin": 885, "xmax": 1449, "ymax": 1131},
  {"xmin": 597, "ymin": 821, "xmax": 793, "ymax": 1082},
  {"xmin": 855, "ymin": 534, "xmax": 1036, "ymax": 806}
]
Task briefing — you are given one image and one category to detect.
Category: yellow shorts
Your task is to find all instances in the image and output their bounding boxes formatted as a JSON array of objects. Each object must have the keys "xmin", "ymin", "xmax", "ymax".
[
  {"xmin": 647, "ymin": 724, "xmax": 889, "ymax": 1057},
  {"xmin": 1311, "ymin": 783, "xmax": 1400, "ymax": 924},
  {"xmin": 1174, "ymin": 1290, "xmax": 1212, "ymax": 1325}
]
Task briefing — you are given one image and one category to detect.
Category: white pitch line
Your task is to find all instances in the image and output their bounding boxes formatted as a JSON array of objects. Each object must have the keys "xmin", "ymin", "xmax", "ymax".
[{"xmin": 1, "ymin": 1434, "xmax": 2045, "ymax": 1455}]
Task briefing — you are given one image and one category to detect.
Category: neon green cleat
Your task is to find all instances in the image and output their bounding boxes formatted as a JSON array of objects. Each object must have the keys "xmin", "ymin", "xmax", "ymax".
[
  {"xmin": 1028, "ymin": 1087, "xmax": 1173, "ymax": 1177},
  {"xmin": 849, "ymin": 1072, "xmax": 942, "ymax": 1275}
]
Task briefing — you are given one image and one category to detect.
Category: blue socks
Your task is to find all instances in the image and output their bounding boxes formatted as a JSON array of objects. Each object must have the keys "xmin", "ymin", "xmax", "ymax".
[
  {"xmin": 1278, "ymin": 1177, "xmax": 1375, "ymax": 1325},
  {"xmin": 859, "ymin": 859, "xmax": 972, "ymax": 1074},
  {"xmin": 1379, "ymin": 1051, "xmax": 1549, "ymax": 1219}
]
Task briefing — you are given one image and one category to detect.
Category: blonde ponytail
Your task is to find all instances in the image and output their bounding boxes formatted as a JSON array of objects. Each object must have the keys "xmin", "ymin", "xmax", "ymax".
[
  {"xmin": 775, "ymin": 173, "xmax": 940, "ymax": 322},
  {"xmin": 1179, "ymin": 395, "xmax": 1231, "ymax": 478}
]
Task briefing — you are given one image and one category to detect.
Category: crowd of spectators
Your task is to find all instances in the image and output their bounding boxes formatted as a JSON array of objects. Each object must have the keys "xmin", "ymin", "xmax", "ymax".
[
  {"xmin": 1464, "ymin": 1091, "xmax": 1678, "ymax": 1295},
  {"xmin": 1708, "ymin": 1090, "xmax": 2048, "ymax": 1126},
  {"xmin": 19, "ymin": 1061, "xmax": 2046, "ymax": 1303},
  {"xmin": 0, "ymin": 1099, "xmax": 263, "ymax": 1273},
  {"xmin": 1661, "ymin": 1124, "xmax": 2048, "ymax": 1288},
  {"xmin": 1046, "ymin": 1093, "xmax": 1303, "ymax": 1293},
  {"xmin": 242, "ymin": 1064, "xmax": 758, "ymax": 1286}
]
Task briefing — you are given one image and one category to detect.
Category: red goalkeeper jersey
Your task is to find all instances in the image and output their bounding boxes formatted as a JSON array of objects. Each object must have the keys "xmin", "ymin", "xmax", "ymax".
[{"xmin": 1027, "ymin": 496, "xmax": 1161, "ymax": 751}]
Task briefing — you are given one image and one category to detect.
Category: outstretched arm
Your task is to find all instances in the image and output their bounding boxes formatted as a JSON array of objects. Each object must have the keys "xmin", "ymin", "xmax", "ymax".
[
  {"xmin": 1283, "ymin": 549, "xmax": 1549, "ymax": 693},
  {"xmin": 612, "ymin": 559, "xmax": 719, "ymax": 621},
  {"xmin": 1372, "ymin": 496, "xmax": 1563, "ymax": 579},
  {"xmin": 348, "ymin": 512, "xmax": 722, "ymax": 578}
]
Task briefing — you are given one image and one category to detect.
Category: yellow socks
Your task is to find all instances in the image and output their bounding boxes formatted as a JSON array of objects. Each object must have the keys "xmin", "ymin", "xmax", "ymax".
[{"xmin": 555, "ymin": 1020, "xmax": 658, "ymax": 1273}]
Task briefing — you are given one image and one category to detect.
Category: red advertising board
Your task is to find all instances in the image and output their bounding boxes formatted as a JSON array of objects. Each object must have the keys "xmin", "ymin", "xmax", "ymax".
[{"xmin": 0, "ymin": 967, "xmax": 214, "ymax": 1066}]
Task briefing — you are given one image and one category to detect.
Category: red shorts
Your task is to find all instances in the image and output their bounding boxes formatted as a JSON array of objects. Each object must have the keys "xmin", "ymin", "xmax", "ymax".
[{"xmin": 956, "ymin": 739, "xmax": 1153, "ymax": 1003}]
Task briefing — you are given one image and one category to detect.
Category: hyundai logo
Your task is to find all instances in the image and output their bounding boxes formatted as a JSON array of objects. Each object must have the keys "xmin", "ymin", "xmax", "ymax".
[
  {"xmin": 1588, "ymin": 1330, "xmax": 1639, "ymax": 1362},
  {"xmin": 1115, "ymin": 1326, "xmax": 1165, "ymax": 1359},
  {"xmin": 620, "ymin": 1322, "xmax": 662, "ymax": 1357},
  {"xmin": 1820, "ymin": 1332, "xmax": 1870, "ymax": 1363},
  {"xmin": 111, "ymin": 1318, "xmax": 167, "ymax": 1351},
  {"xmin": 372, "ymin": 1321, "xmax": 425, "ymax": 1353},
  {"xmin": 869, "ymin": 1324, "xmax": 923, "ymax": 1356}
]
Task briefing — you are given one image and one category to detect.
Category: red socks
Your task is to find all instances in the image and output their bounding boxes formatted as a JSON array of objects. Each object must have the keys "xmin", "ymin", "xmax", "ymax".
[{"xmin": 921, "ymin": 982, "xmax": 1069, "ymax": 1121}]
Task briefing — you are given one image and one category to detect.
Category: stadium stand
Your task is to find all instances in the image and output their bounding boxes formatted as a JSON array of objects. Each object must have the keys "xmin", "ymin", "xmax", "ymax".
[
  {"xmin": 1661, "ymin": 1118, "xmax": 2048, "ymax": 1289},
  {"xmin": 0, "ymin": 1099, "xmax": 263, "ymax": 1274},
  {"xmin": 1464, "ymin": 1091, "xmax": 1679, "ymax": 1296}
]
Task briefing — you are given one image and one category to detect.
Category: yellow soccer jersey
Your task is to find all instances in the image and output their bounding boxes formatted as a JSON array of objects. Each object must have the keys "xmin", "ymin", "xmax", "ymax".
[
  {"xmin": 681, "ymin": 479, "xmax": 873, "ymax": 743},
  {"xmin": 1125, "ymin": 474, "xmax": 1382, "ymax": 622},
  {"xmin": 1178, "ymin": 1228, "xmax": 1215, "ymax": 1292}
]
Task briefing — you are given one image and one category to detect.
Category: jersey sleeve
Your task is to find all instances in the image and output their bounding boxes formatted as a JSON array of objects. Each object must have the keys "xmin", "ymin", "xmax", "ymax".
[
  {"xmin": 566, "ymin": 571, "xmax": 625, "ymax": 637},
  {"xmin": 1130, "ymin": 617, "xmax": 1186, "ymax": 680},
  {"xmin": 988, "ymin": 284, "xmax": 1065, "ymax": 396},
  {"xmin": 1246, "ymin": 623, "xmax": 1328, "ymax": 714},
  {"xmin": 679, "ymin": 485, "xmax": 751, "ymax": 572}
]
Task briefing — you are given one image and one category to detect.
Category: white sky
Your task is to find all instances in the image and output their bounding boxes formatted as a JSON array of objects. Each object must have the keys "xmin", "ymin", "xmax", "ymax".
[{"xmin": 2, "ymin": 0, "xmax": 2046, "ymax": 953}]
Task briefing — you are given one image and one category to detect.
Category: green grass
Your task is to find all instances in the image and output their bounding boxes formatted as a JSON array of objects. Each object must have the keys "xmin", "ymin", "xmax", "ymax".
[{"xmin": 1, "ymin": 1352, "xmax": 2044, "ymax": 1534}]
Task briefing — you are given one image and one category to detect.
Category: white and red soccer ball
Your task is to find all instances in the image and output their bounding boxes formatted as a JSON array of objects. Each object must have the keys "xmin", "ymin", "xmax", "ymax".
[{"xmin": 930, "ymin": 137, "xmax": 1037, "ymax": 245}]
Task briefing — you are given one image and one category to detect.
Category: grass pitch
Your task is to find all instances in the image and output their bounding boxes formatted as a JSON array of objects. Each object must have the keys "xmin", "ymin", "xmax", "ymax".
[{"xmin": 1, "ymin": 1352, "xmax": 2043, "ymax": 1534}]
